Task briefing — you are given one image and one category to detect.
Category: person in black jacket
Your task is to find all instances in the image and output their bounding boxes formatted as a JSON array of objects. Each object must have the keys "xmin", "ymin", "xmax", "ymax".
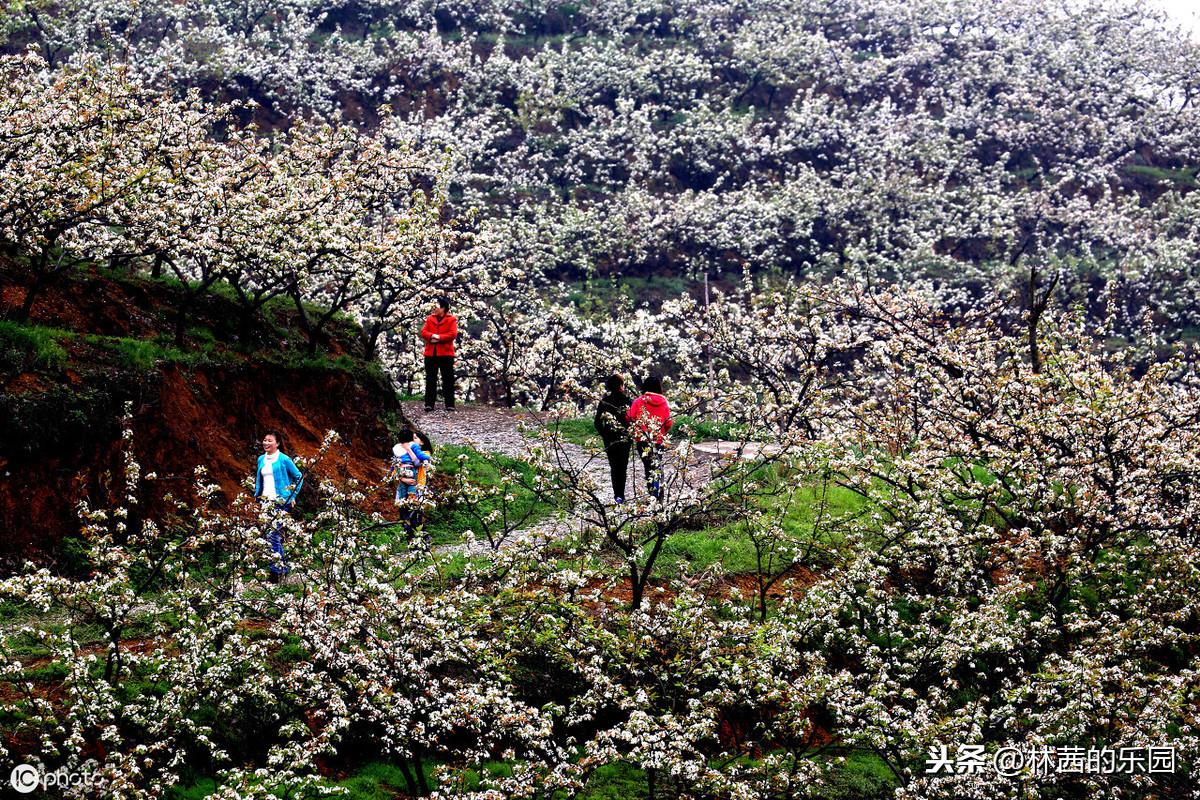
[{"xmin": 594, "ymin": 374, "xmax": 633, "ymax": 503}]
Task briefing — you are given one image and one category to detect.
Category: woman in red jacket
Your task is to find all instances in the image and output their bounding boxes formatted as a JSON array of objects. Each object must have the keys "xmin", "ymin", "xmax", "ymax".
[
  {"xmin": 627, "ymin": 375, "xmax": 672, "ymax": 501},
  {"xmin": 420, "ymin": 295, "xmax": 458, "ymax": 412}
]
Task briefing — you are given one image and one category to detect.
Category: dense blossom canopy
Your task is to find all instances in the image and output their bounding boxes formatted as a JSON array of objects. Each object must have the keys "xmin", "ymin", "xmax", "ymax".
[
  {"xmin": 4, "ymin": 0, "xmax": 1200, "ymax": 352},
  {"xmin": 2, "ymin": 1, "xmax": 1199, "ymax": 798}
]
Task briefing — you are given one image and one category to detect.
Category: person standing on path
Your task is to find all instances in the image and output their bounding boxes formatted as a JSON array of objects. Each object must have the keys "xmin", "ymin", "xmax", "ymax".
[
  {"xmin": 421, "ymin": 295, "xmax": 458, "ymax": 412},
  {"xmin": 594, "ymin": 374, "xmax": 633, "ymax": 504},
  {"xmin": 253, "ymin": 431, "xmax": 303, "ymax": 583},
  {"xmin": 627, "ymin": 375, "xmax": 673, "ymax": 501}
]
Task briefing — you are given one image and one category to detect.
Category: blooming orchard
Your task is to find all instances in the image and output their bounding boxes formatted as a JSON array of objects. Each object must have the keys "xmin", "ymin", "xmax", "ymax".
[
  {"xmin": 4, "ymin": 284, "xmax": 1199, "ymax": 798},
  {"xmin": 2, "ymin": 1, "xmax": 1200, "ymax": 798},
  {"xmin": 4, "ymin": 0, "xmax": 1200, "ymax": 361}
]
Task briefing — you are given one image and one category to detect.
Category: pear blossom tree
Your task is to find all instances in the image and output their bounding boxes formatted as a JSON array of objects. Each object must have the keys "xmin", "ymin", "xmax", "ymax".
[{"xmin": 0, "ymin": 55, "xmax": 212, "ymax": 321}]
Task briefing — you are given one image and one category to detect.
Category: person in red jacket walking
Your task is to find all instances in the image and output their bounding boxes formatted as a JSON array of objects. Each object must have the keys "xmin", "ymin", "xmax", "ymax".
[
  {"xmin": 420, "ymin": 295, "xmax": 458, "ymax": 412},
  {"xmin": 627, "ymin": 375, "xmax": 673, "ymax": 500}
]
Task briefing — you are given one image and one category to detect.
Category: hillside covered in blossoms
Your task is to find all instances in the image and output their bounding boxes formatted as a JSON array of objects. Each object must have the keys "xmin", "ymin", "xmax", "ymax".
[{"xmin": 1, "ymin": 1, "xmax": 1199, "ymax": 798}]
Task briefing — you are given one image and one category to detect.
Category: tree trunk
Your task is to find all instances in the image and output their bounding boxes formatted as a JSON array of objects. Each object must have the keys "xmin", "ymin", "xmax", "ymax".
[
  {"xmin": 629, "ymin": 561, "xmax": 644, "ymax": 611},
  {"xmin": 413, "ymin": 753, "xmax": 431, "ymax": 796},
  {"xmin": 290, "ymin": 290, "xmax": 318, "ymax": 356},
  {"xmin": 17, "ymin": 273, "xmax": 44, "ymax": 322},
  {"xmin": 396, "ymin": 759, "xmax": 420, "ymax": 797},
  {"xmin": 239, "ymin": 302, "xmax": 257, "ymax": 346},
  {"xmin": 1026, "ymin": 262, "xmax": 1058, "ymax": 375},
  {"xmin": 174, "ymin": 291, "xmax": 193, "ymax": 348},
  {"xmin": 16, "ymin": 248, "xmax": 52, "ymax": 322},
  {"xmin": 360, "ymin": 323, "xmax": 380, "ymax": 361}
]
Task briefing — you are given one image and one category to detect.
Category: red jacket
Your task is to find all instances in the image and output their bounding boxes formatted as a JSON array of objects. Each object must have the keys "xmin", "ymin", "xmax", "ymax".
[
  {"xmin": 627, "ymin": 392, "xmax": 673, "ymax": 444},
  {"xmin": 420, "ymin": 312, "xmax": 458, "ymax": 357}
]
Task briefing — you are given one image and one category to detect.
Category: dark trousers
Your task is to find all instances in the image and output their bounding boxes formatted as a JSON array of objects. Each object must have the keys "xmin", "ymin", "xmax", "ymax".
[
  {"xmin": 399, "ymin": 501, "xmax": 428, "ymax": 545},
  {"xmin": 424, "ymin": 355, "xmax": 455, "ymax": 409},
  {"xmin": 604, "ymin": 439, "xmax": 631, "ymax": 500},
  {"xmin": 637, "ymin": 441, "xmax": 664, "ymax": 501}
]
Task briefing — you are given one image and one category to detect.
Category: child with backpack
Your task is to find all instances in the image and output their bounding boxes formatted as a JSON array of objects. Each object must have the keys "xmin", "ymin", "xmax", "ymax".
[{"xmin": 390, "ymin": 429, "xmax": 432, "ymax": 542}]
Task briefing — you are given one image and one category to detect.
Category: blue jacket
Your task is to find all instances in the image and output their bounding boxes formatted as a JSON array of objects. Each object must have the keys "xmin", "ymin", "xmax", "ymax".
[
  {"xmin": 395, "ymin": 443, "xmax": 431, "ymax": 466},
  {"xmin": 255, "ymin": 452, "xmax": 303, "ymax": 507}
]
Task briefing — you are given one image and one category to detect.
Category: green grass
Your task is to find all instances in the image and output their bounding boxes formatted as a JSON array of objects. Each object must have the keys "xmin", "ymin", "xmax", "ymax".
[
  {"xmin": 815, "ymin": 751, "xmax": 900, "ymax": 799},
  {"xmin": 1, "ymin": 617, "xmax": 106, "ymax": 658},
  {"xmin": 0, "ymin": 598, "xmax": 42, "ymax": 625},
  {"xmin": 160, "ymin": 750, "xmax": 897, "ymax": 800},
  {"xmin": 775, "ymin": 479, "xmax": 868, "ymax": 544},
  {"xmin": 572, "ymin": 761, "xmax": 649, "ymax": 799},
  {"xmin": 87, "ymin": 333, "xmax": 200, "ymax": 371},
  {"xmin": 274, "ymin": 634, "xmax": 310, "ymax": 665},
  {"xmin": 335, "ymin": 761, "xmax": 426, "ymax": 799},
  {"xmin": 422, "ymin": 445, "xmax": 557, "ymax": 547},
  {"xmin": 0, "ymin": 320, "xmax": 71, "ymax": 370},
  {"xmin": 13, "ymin": 661, "xmax": 69, "ymax": 682},
  {"xmin": 172, "ymin": 760, "xmax": 436, "ymax": 800},
  {"xmin": 660, "ymin": 526, "xmax": 760, "ymax": 575},
  {"xmin": 166, "ymin": 777, "xmax": 219, "ymax": 800},
  {"xmin": 1123, "ymin": 164, "xmax": 1198, "ymax": 188},
  {"xmin": 6, "ymin": 262, "xmax": 376, "ymax": 376},
  {"xmin": 550, "ymin": 413, "xmax": 748, "ymax": 448},
  {"xmin": 2, "ymin": 316, "xmax": 377, "ymax": 384},
  {"xmin": 672, "ymin": 413, "xmax": 748, "ymax": 442},
  {"xmin": 549, "ymin": 416, "xmax": 602, "ymax": 448},
  {"xmin": 659, "ymin": 474, "xmax": 868, "ymax": 577},
  {"xmin": 565, "ymin": 274, "xmax": 698, "ymax": 315},
  {"xmin": 244, "ymin": 758, "xmax": 650, "ymax": 800}
]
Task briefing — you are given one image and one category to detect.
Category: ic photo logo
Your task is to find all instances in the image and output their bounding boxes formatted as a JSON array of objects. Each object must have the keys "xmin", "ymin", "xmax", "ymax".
[
  {"xmin": 9, "ymin": 763, "xmax": 39, "ymax": 794},
  {"xmin": 10, "ymin": 762, "xmax": 97, "ymax": 794}
]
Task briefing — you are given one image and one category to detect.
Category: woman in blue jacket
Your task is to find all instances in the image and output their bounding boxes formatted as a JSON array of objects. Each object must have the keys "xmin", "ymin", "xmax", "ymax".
[{"xmin": 254, "ymin": 431, "xmax": 303, "ymax": 582}]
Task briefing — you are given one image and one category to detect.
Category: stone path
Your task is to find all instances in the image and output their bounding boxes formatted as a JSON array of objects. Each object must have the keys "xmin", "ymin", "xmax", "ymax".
[
  {"xmin": 408, "ymin": 403, "xmax": 619, "ymax": 554},
  {"xmin": 406, "ymin": 403, "xmax": 730, "ymax": 555},
  {"xmin": 691, "ymin": 441, "xmax": 783, "ymax": 459}
]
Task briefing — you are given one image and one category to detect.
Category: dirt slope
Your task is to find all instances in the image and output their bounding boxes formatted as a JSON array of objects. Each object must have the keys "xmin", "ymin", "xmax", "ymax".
[{"xmin": 1, "ymin": 262, "xmax": 411, "ymax": 565}]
